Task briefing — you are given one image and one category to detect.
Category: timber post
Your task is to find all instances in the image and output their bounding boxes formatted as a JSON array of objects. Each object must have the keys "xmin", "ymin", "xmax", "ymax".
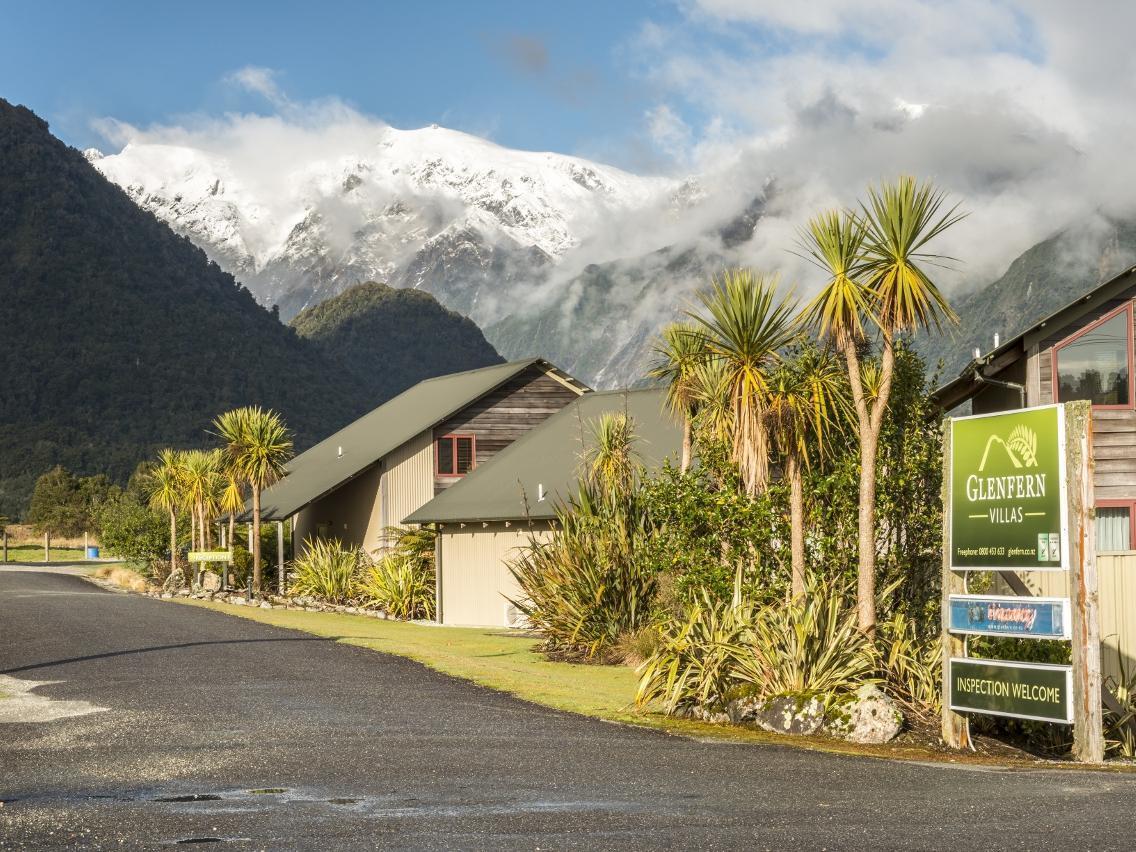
[
  {"xmin": 1066, "ymin": 401, "xmax": 1104, "ymax": 763},
  {"xmin": 277, "ymin": 520, "xmax": 285, "ymax": 596},
  {"xmin": 940, "ymin": 418, "xmax": 971, "ymax": 748}
]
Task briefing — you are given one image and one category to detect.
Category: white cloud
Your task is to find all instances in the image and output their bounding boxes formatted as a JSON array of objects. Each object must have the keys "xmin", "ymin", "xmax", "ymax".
[
  {"xmin": 626, "ymin": 0, "xmax": 1136, "ymax": 292},
  {"xmin": 224, "ymin": 65, "xmax": 288, "ymax": 107}
]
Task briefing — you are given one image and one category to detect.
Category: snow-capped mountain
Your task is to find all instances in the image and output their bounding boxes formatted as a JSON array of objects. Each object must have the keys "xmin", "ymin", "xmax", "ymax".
[{"xmin": 92, "ymin": 125, "xmax": 677, "ymax": 323}]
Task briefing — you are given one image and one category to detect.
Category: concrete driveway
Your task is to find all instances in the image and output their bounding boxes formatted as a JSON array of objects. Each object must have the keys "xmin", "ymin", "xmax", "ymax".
[{"xmin": 2, "ymin": 568, "xmax": 1134, "ymax": 850}]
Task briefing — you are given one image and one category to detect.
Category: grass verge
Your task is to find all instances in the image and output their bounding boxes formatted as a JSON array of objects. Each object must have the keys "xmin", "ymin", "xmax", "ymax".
[
  {"xmin": 175, "ymin": 598, "xmax": 1130, "ymax": 770},
  {"xmin": 3, "ymin": 545, "xmax": 89, "ymax": 562}
]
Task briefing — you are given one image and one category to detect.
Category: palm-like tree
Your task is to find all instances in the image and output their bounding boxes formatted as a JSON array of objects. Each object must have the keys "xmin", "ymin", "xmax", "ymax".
[
  {"xmin": 214, "ymin": 407, "xmax": 293, "ymax": 595},
  {"xmin": 801, "ymin": 176, "xmax": 962, "ymax": 633},
  {"xmin": 147, "ymin": 449, "xmax": 186, "ymax": 580},
  {"xmin": 583, "ymin": 410, "xmax": 639, "ymax": 497},
  {"xmin": 766, "ymin": 347, "xmax": 849, "ymax": 600},
  {"xmin": 181, "ymin": 449, "xmax": 223, "ymax": 552},
  {"xmin": 648, "ymin": 322, "xmax": 705, "ymax": 473},
  {"xmin": 219, "ymin": 468, "xmax": 244, "ymax": 558},
  {"xmin": 687, "ymin": 269, "xmax": 801, "ymax": 495},
  {"xmin": 689, "ymin": 356, "xmax": 734, "ymax": 447}
]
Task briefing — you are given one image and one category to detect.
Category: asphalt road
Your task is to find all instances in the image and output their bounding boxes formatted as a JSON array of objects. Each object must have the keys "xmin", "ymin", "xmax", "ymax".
[{"xmin": 2, "ymin": 569, "xmax": 1135, "ymax": 850}]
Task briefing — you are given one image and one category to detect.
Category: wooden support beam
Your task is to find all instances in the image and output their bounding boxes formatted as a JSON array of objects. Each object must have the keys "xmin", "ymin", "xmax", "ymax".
[
  {"xmin": 941, "ymin": 419, "xmax": 971, "ymax": 749},
  {"xmin": 1066, "ymin": 401, "xmax": 1104, "ymax": 763}
]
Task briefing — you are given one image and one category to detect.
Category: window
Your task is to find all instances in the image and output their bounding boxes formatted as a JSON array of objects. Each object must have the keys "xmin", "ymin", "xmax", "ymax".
[
  {"xmin": 436, "ymin": 435, "xmax": 475, "ymax": 476},
  {"xmin": 1054, "ymin": 303, "xmax": 1134, "ymax": 408},
  {"xmin": 1097, "ymin": 501, "xmax": 1135, "ymax": 553}
]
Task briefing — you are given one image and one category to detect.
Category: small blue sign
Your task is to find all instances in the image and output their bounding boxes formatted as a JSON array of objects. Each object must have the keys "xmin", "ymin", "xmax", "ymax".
[{"xmin": 948, "ymin": 594, "xmax": 1070, "ymax": 640}]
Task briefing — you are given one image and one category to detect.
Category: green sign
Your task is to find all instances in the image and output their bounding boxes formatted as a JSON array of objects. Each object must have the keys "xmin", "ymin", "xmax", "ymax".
[
  {"xmin": 188, "ymin": 550, "xmax": 233, "ymax": 563},
  {"xmin": 949, "ymin": 405, "xmax": 1068, "ymax": 570},
  {"xmin": 949, "ymin": 657, "xmax": 1072, "ymax": 724}
]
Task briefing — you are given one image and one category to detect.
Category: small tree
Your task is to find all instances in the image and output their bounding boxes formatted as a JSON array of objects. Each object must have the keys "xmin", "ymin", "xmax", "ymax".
[
  {"xmin": 686, "ymin": 270, "xmax": 801, "ymax": 495},
  {"xmin": 214, "ymin": 407, "xmax": 293, "ymax": 595},
  {"xmin": 766, "ymin": 347, "xmax": 849, "ymax": 600},
  {"xmin": 648, "ymin": 322, "xmax": 705, "ymax": 474},
  {"xmin": 800, "ymin": 176, "xmax": 962, "ymax": 633},
  {"xmin": 27, "ymin": 466, "xmax": 86, "ymax": 540},
  {"xmin": 147, "ymin": 449, "xmax": 186, "ymax": 580}
]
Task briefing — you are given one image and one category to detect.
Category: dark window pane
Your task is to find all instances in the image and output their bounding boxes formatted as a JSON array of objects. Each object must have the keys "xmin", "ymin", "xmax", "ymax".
[
  {"xmin": 456, "ymin": 437, "xmax": 474, "ymax": 474},
  {"xmin": 1057, "ymin": 311, "xmax": 1130, "ymax": 405},
  {"xmin": 436, "ymin": 438, "xmax": 454, "ymax": 475}
]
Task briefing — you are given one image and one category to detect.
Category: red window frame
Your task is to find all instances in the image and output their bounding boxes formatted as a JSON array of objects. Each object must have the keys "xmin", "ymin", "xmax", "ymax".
[
  {"xmin": 1052, "ymin": 301, "xmax": 1135, "ymax": 410},
  {"xmin": 435, "ymin": 434, "xmax": 476, "ymax": 477},
  {"xmin": 1096, "ymin": 499, "xmax": 1136, "ymax": 552}
]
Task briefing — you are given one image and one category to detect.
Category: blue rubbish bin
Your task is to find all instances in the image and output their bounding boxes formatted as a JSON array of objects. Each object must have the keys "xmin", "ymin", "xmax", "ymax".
[{"xmin": 86, "ymin": 546, "xmax": 100, "ymax": 559}]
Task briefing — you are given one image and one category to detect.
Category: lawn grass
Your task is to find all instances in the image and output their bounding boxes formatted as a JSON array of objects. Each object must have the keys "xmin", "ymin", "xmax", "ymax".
[
  {"xmin": 2, "ymin": 545, "xmax": 90, "ymax": 563},
  {"xmin": 173, "ymin": 598, "xmax": 1112, "ymax": 769}
]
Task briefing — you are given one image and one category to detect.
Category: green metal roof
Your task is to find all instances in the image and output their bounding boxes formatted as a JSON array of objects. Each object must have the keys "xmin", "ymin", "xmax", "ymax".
[
  {"xmin": 248, "ymin": 359, "xmax": 575, "ymax": 521},
  {"xmin": 404, "ymin": 388, "xmax": 681, "ymax": 524}
]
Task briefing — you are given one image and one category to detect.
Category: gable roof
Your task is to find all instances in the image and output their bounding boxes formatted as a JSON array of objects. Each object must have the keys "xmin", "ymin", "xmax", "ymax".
[
  {"xmin": 249, "ymin": 358, "xmax": 586, "ymax": 521},
  {"xmin": 404, "ymin": 388, "xmax": 681, "ymax": 524},
  {"xmin": 932, "ymin": 264, "xmax": 1136, "ymax": 412}
]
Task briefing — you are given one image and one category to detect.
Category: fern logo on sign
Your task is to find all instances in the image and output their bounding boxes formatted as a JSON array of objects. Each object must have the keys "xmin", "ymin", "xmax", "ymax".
[{"xmin": 950, "ymin": 406, "xmax": 1067, "ymax": 570}]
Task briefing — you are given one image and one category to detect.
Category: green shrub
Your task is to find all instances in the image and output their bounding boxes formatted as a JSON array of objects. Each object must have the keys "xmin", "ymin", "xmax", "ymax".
[
  {"xmin": 1105, "ymin": 658, "xmax": 1136, "ymax": 758},
  {"xmin": 735, "ymin": 581, "xmax": 877, "ymax": 710},
  {"xmin": 289, "ymin": 538, "xmax": 362, "ymax": 604},
  {"xmin": 876, "ymin": 612, "xmax": 942, "ymax": 719},
  {"xmin": 636, "ymin": 593, "xmax": 753, "ymax": 714},
  {"xmin": 509, "ymin": 484, "xmax": 656, "ymax": 659},
  {"xmin": 357, "ymin": 553, "xmax": 435, "ymax": 620},
  {"xmin": 637, "ymin": 580, "xmax": 877, "ymax": 716}
]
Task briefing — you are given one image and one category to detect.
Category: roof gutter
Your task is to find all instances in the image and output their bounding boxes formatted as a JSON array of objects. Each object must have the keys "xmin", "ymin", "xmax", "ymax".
[{"xmin": 973, "ymin": 365, "xmax": 1025, "ymax": 409}]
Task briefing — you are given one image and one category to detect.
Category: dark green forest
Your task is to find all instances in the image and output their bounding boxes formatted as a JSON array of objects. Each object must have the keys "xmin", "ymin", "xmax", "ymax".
[
  {"xmin": 0, "ymin": 100, "xmax": 501, "ymax": 518},
  {"xmin": 290, "ymin": 280, "xmax": 502, "ymax": 400}
]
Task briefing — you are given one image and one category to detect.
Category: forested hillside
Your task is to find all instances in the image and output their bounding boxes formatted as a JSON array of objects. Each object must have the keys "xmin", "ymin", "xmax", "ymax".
[
  {"xmin": 291, "ymin": 281, "xmax": 502, "ymax": 400},
  {"xmin": 0, "ymin": 101, "xmax": 500, "ymax": 518}
]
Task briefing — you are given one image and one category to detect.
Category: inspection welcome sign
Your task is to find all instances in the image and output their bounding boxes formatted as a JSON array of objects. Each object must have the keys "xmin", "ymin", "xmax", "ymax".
[{"xmin": 949, "ymin": 405, "xmax": 1068, "ymax": 570}]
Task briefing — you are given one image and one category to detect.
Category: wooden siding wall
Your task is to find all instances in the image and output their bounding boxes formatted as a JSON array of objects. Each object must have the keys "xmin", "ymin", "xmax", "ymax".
[
  {"xmin": 382, "ymin": 429, "xmax": 434, "ymax": 533},
  {"xmin": 1032, "ymin": 292, "xmax": 1136, "ymax": 501},
  {"xmin": 995, "ymin": 556, "xmax": 1136, "ymax": 686},
  {"xmin": 432, "ymin": 366, "xmax": 580, "ymax": 495},
  {"xmin": 438, "ymin": 522, "xmax": 554, "ymax": 626}
]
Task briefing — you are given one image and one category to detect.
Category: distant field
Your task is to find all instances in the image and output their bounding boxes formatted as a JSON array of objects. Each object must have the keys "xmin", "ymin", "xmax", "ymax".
[{"xmin": 2, "ymin": 545, "xmax": 94, "ymax": 563}]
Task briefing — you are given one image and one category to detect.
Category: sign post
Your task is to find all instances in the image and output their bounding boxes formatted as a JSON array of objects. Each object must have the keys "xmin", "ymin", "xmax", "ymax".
[{"xmin": 941, "ymin": 402, "xmax": 1103, "ymax": 762}]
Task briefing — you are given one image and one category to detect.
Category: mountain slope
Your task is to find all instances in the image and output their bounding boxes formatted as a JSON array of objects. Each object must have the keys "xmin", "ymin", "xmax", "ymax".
[
  {"xmin": 916, "ymin": 215, "xmax": 1136, "ymax": 380},
  {"xmin": 291, "ymin": 281, "xmax": 504, "ymax": 400},
  {"xmin": 91, "ymin": 126, "xmax": 675, "ymax": 323},
  {"xmin": 0, "ymin": 101, "xmax": 499, "ymax": 517}
]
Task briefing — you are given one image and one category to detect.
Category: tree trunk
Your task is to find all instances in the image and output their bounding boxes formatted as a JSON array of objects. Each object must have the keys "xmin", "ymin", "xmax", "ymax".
[
  {"xmin": 680, "ymin": 417, "xmax": 692, "ymax": 474},
  {"xmin": 169, "ymin": 509, "xmax": 177, "ymax": 580},
  {"xmin": 788, "ymin": 453, "xmax": 806, "ymax": 601},
  {"xmin": 252, "ymin": 487, "xmax": 262, "ymax": 595},
  {"xmin": 857, "ymin": 426, "xmax": 879, "ymax": 635}
]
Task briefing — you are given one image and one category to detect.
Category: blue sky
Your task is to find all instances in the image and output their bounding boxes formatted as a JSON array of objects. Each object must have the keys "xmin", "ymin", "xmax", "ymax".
[{"xmin": 2, "ymin": 0, "xmax": 690, "ymax": 167}]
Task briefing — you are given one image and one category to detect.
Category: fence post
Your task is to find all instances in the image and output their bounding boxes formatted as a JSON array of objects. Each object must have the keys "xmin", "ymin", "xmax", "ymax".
[
  {"xmin": 277, "ymin": 520, "xmax": 285, "ymax": 596},
  {"xmin": 2, "ymin": 530, "xmax": 7, "ymax": 562},
  {"xmin": 44, "ymin": 532, "xmax": 49, "ymax": 563}
]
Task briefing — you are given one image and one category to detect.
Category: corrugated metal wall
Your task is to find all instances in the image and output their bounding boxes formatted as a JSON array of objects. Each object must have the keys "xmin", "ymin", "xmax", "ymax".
[
  {"xmin": 994, "ymin": 556, "xmax": 1136, "ymax": 685},
  {"xmin": 383, "ymin": 429, "xmax": 435, "ymax": 531},
  {"xmin": 292, "ymin": 464, "xmax": 384, "ymax": 555},
  {"xmin": 439, "ymin": 522, "xmax": 553, "ymax": 626}
]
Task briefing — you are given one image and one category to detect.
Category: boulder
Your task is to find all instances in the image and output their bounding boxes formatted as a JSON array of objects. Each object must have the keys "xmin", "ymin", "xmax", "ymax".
[
  {"xmin": 200, "ymin": 571, "xmax": 221, "ymax": 592},
  {"xmin": 726, "ymin": 696, "xmax": 764, "ymax": 724},
  {"xmin": 161, "ymin": 567, "xmax": 185, "ymax": 593},
  {"xmin": 752, "ymin": 695, "xmax": 826, "ymax": 736},
  {"xmin": 839, "ymin": 684, "xmax": 903, "ymax": 744}
]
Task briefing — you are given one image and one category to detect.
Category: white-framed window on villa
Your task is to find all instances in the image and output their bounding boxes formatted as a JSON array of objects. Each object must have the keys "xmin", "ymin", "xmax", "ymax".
[
  {"xmin": 1053, "ymin": 302, "xmax": 1135, "ymax": 409},
  {"xmin": 1097, "ymin": 501, "xmax": 1136, "ymax": 553}
]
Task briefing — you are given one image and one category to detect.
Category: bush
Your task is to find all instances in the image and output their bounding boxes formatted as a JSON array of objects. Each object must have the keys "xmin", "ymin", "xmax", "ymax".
[
  {"xmin": 357, "ymin": 553, "xmax": 435, "ymax": 620},
  {"xmin": 96, "ymin": 491, "xmax": 168, "ymax": 567},
  {"xmin": 876, "ymin": 612, "xmax": 941, "ymax": 719},
  {"xmin": 1105, "ymin": 659, "xmax": 1136, "ymax": 758},
  {"xmin": 509, "ymin": 484, "xmax": 656, "ymax": 659},
  {"xmin": 289, "ymin": 538, "xmax": 362, "ymax": 604},
  {"xmin": 637, "ymin": 580, "xmax": 877, "ymax": 717}
]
